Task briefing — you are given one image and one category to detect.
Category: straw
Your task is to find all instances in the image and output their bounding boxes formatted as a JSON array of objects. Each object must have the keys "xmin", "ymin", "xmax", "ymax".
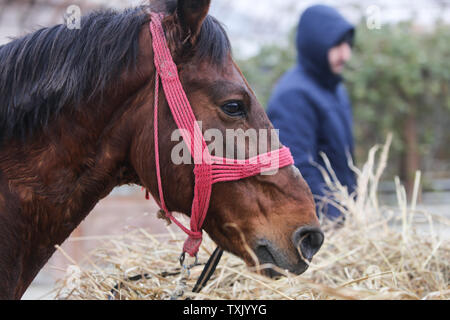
[{"xmin": 53, "ymin": 137, "xmax": 449, "ymax": 300}]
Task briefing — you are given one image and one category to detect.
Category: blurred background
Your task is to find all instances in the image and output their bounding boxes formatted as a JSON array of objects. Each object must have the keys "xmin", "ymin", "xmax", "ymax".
[{"xmin": 1, "ymin": 0, "xmax": 449, "ymax": 298}]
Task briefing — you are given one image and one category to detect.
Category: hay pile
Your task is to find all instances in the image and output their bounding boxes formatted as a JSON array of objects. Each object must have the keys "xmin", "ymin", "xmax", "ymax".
[{"xmin": 53, "ymin": 137, "xmax": 450, "ymax": 300}]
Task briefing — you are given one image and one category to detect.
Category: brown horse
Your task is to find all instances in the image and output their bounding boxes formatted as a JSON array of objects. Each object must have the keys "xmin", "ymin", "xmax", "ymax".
[{"xmin": 0, "ymin": 0, "xmax": 323, "ymax": 299}]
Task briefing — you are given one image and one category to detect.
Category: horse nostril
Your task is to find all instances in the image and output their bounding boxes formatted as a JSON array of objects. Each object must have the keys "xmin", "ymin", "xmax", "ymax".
[
  {"xmin": 292, "ymin": 226, "xmax": 324, "ymax": 261},
  {"xmin": 255, "ymin": 244, "xmax": 275, "ymax": 265}
]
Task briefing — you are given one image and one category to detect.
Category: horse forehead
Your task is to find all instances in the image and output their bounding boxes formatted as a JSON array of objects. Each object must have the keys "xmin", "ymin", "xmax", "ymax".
[{"xmin": 183, "ymin": 59, "xmax": 246, "ymax": 86}]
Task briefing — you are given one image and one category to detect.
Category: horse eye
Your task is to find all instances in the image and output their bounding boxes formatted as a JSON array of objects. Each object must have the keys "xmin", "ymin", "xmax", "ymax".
[{"xmin": 220, "ymin": 101, "xmax": 246, "ymax": 117}]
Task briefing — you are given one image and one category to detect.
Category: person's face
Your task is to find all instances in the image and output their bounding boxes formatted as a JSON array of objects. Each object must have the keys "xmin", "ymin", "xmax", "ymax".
[{"xmin": 328, "ymin": 41, "xmax": 352, "ymax": 74}]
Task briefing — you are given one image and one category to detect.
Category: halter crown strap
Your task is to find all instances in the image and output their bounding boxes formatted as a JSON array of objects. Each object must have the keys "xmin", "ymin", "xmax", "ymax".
[{"xmin": 149, "ymin": 13, "xmax": 294, "ymax": 257}]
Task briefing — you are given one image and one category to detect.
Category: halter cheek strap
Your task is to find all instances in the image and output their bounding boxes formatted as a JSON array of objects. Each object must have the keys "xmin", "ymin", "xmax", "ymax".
[{"xmin": 149, "ymin": 13, "xmax": 294, "ymax": 257}]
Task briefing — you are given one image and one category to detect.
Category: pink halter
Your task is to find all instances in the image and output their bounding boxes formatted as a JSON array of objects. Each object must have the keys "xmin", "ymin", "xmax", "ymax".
[{"xmin": 149, "ymin": 13, "xmax": 294, "ymax": 257}]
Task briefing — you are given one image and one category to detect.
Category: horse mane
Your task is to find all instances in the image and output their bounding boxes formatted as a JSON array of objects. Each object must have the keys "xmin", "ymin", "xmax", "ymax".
[{"xmin": 0, "ymin": 3, "xmax": 231, "ymax": 143}]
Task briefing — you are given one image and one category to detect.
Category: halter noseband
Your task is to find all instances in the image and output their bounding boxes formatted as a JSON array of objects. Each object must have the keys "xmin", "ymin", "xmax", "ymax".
[{"xmin": 149, "ymin": 13, "xmax": 294, "ymax": 257}]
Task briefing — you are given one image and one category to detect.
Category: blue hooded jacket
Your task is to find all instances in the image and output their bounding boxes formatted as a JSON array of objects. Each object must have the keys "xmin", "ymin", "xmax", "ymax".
[{"xmin": 267, "ymin": 5, "xmax": 356, "ymax": 219}]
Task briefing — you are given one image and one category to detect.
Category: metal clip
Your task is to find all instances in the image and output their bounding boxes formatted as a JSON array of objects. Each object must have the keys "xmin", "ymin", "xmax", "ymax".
[
  {"xmin": 179, "ymin": 251, "xmax": 199, "ymax": 270},
  {"xmin": 170, "ymin": 252, "xmax": 198, "ymax": 300}
]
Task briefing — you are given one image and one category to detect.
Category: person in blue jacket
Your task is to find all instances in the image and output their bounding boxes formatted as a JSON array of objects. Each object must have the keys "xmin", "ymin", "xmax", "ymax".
[{"xmin": 267, "ymin": 5, "xmax": 356, "ymax": 221}]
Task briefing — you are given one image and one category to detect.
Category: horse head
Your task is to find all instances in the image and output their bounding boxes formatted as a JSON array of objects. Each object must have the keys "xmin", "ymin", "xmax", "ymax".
[{"xmin": 130, "ymin": 0, "xmax": 323, "ymax": 276}]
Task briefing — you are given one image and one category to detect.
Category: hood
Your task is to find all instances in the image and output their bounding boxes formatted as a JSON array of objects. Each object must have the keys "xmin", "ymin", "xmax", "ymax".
[{"xmin": 296, "ymin": 5, "xmax": 354, "ymax": 89}]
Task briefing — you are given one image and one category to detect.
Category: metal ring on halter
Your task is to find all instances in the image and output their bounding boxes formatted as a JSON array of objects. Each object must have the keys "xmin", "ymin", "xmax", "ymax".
[{"xmin": 179, "ymin": 251, "xmax": 198, "ymax": 269}]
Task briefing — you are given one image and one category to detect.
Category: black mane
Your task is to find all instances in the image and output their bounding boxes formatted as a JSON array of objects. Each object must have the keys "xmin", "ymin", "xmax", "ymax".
[{"xmin": 0, "ymin": 4, "xmax": 231, "ymax": 142}]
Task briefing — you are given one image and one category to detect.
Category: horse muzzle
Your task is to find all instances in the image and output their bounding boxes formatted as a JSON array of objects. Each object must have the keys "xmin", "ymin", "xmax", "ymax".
[{"xmin": 254, "ymin": 226, "xmax": 324, "ymax": 277}]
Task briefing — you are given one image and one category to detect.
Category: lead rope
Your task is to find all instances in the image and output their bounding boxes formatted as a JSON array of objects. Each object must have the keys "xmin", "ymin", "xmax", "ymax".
[
  {"xmin": 192, "ymin": 246, "xmax": 224, "ymax": 293},
  {"xmin": 171, "ymin": 246, "xmax": 223, "ymax": 299},
  {"xmin": 151, "ymin": 13, "xmax": 205, "ymax": 258},
  {"xmin": 154, "ymin": 68, "xmax": 221, "ymax": 299},
  {"xmin": 152, "ymin": 51, "xmax": 220, "ymax": 299}
]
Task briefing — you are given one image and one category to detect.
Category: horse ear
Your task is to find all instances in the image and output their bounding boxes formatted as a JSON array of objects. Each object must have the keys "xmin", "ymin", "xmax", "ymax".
[{"xmin": 176, "ymin": 0, "xmax": 211, "ymax": 43}]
